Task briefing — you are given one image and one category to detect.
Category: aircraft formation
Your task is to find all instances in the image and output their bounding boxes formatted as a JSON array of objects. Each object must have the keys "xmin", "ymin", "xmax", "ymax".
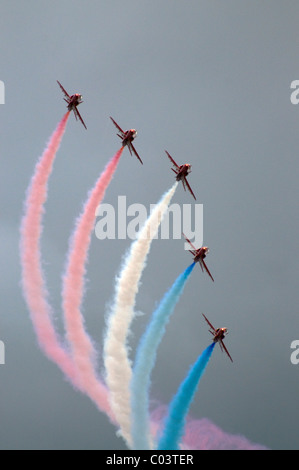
[{"xmin": 57, "ymin": 80, "xmax": 232, "ymax": 363}]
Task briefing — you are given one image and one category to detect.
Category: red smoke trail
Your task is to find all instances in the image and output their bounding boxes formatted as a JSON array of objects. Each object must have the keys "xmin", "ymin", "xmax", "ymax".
[
  {"xmin": 20, "ymin": 112, "xmax": 81, "ymax": 388},
  {"xmin": 62, "ymin": 147, "xmax": 123, "ymax": 420},
  {"xmin": 150, "ymin": 406, "xmax": 268, "ymax": 450}
]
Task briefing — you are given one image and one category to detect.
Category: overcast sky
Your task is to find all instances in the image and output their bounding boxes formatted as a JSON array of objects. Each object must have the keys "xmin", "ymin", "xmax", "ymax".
[{"xmin": 1, "ymin": 1, "xmax": 299, "ymax": 450}]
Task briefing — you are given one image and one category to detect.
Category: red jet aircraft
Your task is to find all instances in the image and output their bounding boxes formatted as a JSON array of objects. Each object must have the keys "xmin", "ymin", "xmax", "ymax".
[
  {"xmin": 183, "ymin": 233, "xmax": 214, "ymax": 282},
  {"xmin": 110, "ymin": 116, "xmax": 143, "ymax": 164},
  {"xmin": 57, "ymin": 80, "xmax": 87, "ymax": 129},
  {"xmin": 202, "ymin": 313, "xmax": 233, "ymax": 362},
  {"xmin": 165, "ymin": 151, "xmax": 196, "ymax": 200}
]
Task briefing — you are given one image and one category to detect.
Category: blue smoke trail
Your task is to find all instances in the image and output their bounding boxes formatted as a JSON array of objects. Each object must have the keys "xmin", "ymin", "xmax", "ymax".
[
  {"xmin": 157, "ymin": 342, "xmax": 216, "ymax": 450},
  {"xmin": 131, "ymin": 262, "xmax": 195, "ymax": 450}
]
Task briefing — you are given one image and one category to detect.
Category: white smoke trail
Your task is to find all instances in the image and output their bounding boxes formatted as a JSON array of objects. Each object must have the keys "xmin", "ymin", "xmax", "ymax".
[{"xmin": 103, "ymin": 182, "xmax": 178, "ymax": 448}]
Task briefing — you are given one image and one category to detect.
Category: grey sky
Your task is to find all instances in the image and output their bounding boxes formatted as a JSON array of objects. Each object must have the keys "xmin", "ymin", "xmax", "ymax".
[{"xmin": 1, "ymin": 1, "xmax": 299, "ymax": 450}]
